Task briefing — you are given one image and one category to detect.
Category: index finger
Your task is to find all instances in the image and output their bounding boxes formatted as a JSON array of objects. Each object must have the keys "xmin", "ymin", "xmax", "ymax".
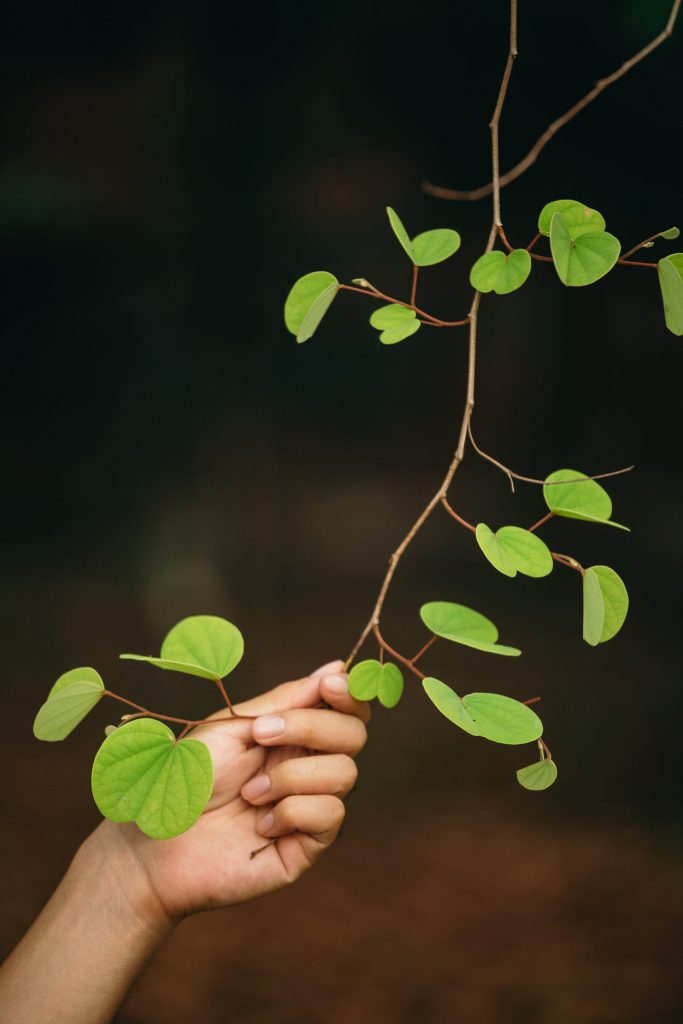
[
  {"xmin": 319, "ymin": 672, "xmax": 372, "ymax": 724},
  {"xmin": 230, "ymin": 660, "xmax": 347, "ymax": 718}
]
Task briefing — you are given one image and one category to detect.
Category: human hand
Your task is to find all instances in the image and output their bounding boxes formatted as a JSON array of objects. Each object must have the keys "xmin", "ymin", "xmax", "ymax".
[{"xmin": 92, "ymin": 661, "xmax": 369, "ymax": 924}]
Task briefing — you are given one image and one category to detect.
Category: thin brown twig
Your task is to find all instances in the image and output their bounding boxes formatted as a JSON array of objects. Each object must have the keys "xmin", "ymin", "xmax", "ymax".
[
  {"xmin": 528, "ymin": 512, "xmax": 554, "ymax": 533},
  {"xmin": 339, "ymin": 284, "xmax": 469, "ymax": 327},
  {"xmin": 423, "ymin": 0, "xmax": 681, "ymax": 201},
  {"xmin": 104, "ymin": 691, "xmax": 255, "ymax": 730},
  {"xmin": 410, "ymin": 635, "xmax": 438, "ymax": 664},
  {"xmin": 411, "ymin": 265, "xmax": 419, "ymax": 306},
  {"xmin": 441, "ymin": 496, "xmax": 476, "ymax": 533}
]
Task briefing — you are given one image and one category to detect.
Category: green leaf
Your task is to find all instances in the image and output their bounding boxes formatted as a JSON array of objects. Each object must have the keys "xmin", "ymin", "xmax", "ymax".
[
  {"xmin": 91, "ymin": 719, "xmax": 214, "ymax": 840},
  {"xmin": 538, "ymin": 199, "xmax": 605, "ymax": 238},
  {"xmin": 348, "ymin": 659, "xmax": 404, "ymax": 707},
  {"xmin": 543, "ymin": 469, "xmax": 628, "ymax": 530},
  {"xmin": 662, "ymin": 227, "xmax": 680, "ymax": 240},
  {"xmin": 495, "ymin": 526, "xmax": 553, "ymax": 578},
  {"xmin": 658, "ymin": 254, "xmax": 683, "ymax": 336},
  {"xmin": 422, "ymin": 677, "xmax": 480, "ymax": 736},
  {"xmin": 386, "ymin": 207, "xmax": 414, "ymax": 261},
  {"xmin": 475, "ymin": 523, "xmax": 517, "ymax": 577},
  {"xmin": 469, "ymin": 249, "xmax": 531, "ymax": 295},
  {"xmin": 422, "ymin": 679, "xmax": 542, "ymax": 744},
  {"xmin": 121, "ymin": 615, "xmax": 244, "ymax": 681},
  {"xmin": 284, "ymin": 271, "xmax": 339, "ymax": 343},
  {"xmin": 420, "ymin": 601, "xmax": 521, "ymax": 656},
  {"xmin": 34, "ymin": 676, "xmax": 105, "ymax": 742},
  {"xmin": 516, "ymin": 759, "xmax": 558, "ymax": 791},
  {"xmin": 369, "ymin": 303, "xmax": 421, "ymax": 345},
  {"xmin": 583, "ymin": 565, "xmax": 629, "ymax": 646},
  {"xmin": 550, "ymin": 213, "xmax": 620, "ymax": 287},
  {"xmin": 411, "ymin": 229, "xmax": 461, "ymax": 267}
]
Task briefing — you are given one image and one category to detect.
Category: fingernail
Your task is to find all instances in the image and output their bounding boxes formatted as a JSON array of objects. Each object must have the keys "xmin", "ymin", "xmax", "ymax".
[
  {"xmin": 242, "ymin": 774, "xmax": 271, "ymax": 800},
  {"xmin": 311, "ymin": 659, "xmax": 344, "ymax": 677},
  {"xmin": 253, "ymin": 715, "xmax": 286, "ymax": 740},
  {"xmin": 258, "ymin": 812, "xmax": 274, "ymax": 835},
  {"xmin": 324, "ymin": 673, "xmax": 348, "ymax": 695}
]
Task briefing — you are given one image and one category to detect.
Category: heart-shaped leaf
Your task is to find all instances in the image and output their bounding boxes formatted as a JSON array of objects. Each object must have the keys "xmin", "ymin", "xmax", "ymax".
[
  {"xmin": 348, "ymin": 659, "xmax": 404, "ymax": 708},
  {"xmin": 420, "ymin": 602, "xmax": 521, "ymax": 656},
  {"xmin": 495, "ymin": 526, "xmax": 553, "ymax": 578},
  {"xmin": 475, "ymin": 523, "xmax": 517, "ymax": 577},
  {"xmin": 284, "ymin": 271, "xmax": 339, "ymax": 343},
  {"xmin": 34, "ymin": 669, "xmax": 105, "ymax": 742},
  {"xmin": 423, "ymin": 678, "xmax": 542, "ymax": 744},
  {"xmin": 658, "ymin": 254, "xmax": 683, "ymax": 336},
  {"xmin": 91, "ymin": 719, "xmax": 214, "ymax": 839},
  {"xmin": 469, "ymin": 249, "xmax": 531, "ymax": 295},
  {"xmin": 121, "ymin": 615, "xmax": 244, "ymax": 681},
  {"xmin": 516, "ymin": 758, "xmax": 558, "ymax": 790},
  {"xmin": 538, "ymin": 199, "xmax": 605, "ymax": 238},
  {"xmin": 550, "ymin": 213, "xmax": 620, "ymax": 287},
  {"xmin": 411, "ymin": 229, "xmax": 461, "ymax": 266},
  {"xmin": 543, "ymin": 469, "xmax": 628, "ymax": 530},
  {"xmin": 369, "ymin": 303, "xmax": 421, "ymax": 344},
  {"xmin": 582, "ymin": 565, "xmax": 629, "ymax": 646}
]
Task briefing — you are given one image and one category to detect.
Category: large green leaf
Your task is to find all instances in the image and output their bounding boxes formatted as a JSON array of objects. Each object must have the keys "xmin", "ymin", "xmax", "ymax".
[
  {"xmin": 543, "ymin": 469, "xmax": 628, "ymax": 530},
  {"xmin": 34, "ymin": 673, "xmax": 105, "ymax": 742},
  {"xmin": 516, "ymin": 758, "xmax": 558, "ymax": 790},
  {"xmin": 538, "ymin": 199, "xmax": 605, "ymax": 238},
  {"xmin": 583, "ymin": 565, "xmax": 629, "ymax": 646},
  {"xmin": 386, "ymin": 207, "xmax": 414, "ymax": 260},
  {"xmin": 369, "ymin": 303, "xmax": 421, "ymax": 345},
  {"xmin": 422, "ymin": 678, "xmax": 542, "ymax": 744},
  {"xmin": 476, "ymin": 524, "xmax": 553, "ymax": 579},
  {"xmin": 411, "ymin": 229, "xmax": 461, "ymax": 266},
  {"xmin": 91, "ymin": 719, "xmax": 214, "ymax": 839},
  {"xmin": 550, "ymin": 213, "xmax": 620, "ymax": 287},
  {"xmin": 420, "ymin": 601, "xmax": 521, "ymax": 656},
  {"xmin": 121, "ymin": 615, "xmax": 244, "ymax": 681},
  {"xmin": 284, "ymin": 271, "xmax": 339, "ymax": 343},
  {"xmin": 469, "ymin": 249, "xmax": 531, "ymax": 295},
  {"xmin": 658, "ymin": 254, "xmax": 683, "ymax": 336},
  {"xmin": 475, "ymin": 523, "xmax": 517, "ymax": 577},
  {"xmin": 348, "ymin": 659, "xmax": 404, "ymax": 708}
]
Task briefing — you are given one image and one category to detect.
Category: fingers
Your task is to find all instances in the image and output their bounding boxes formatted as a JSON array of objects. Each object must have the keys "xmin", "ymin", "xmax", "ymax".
[
  {"xmin": 319, "ymin": 672, "xmax": 372, "ymax": 724},
  {"xmin": 255, "ymin": 794, "xmax": 345, "ymax": 843},
  {"xmin": 252, "ymin": 707, "xmax": 367, "ymax": 756},
  {"xmin": 231, "ymin": 660, "xmax": 346, "ymax": 718},
  {"xmin": 241, "ymin": 753, "xmax": 358, "ymax": 805}
]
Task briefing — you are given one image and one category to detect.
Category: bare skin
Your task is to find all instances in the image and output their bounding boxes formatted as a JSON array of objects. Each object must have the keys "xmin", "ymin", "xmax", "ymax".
[{"xmin": 0, "ymin": 662, "xmax": 369, "ymax": 1024}]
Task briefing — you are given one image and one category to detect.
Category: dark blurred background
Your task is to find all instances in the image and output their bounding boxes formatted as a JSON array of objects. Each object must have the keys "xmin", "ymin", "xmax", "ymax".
[{"xmin": 2, "ymin": 1, "xmax": 682, "ymax": 1021}]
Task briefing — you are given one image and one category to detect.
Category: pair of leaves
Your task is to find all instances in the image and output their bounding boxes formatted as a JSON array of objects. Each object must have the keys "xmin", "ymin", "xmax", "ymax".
[
  {"xmin": 348, "ymin": 659, "xmax": 404, "ymax": 708},
  {"xmin": 369, "ymin": 304, "xmax": 421, "ymax": 345},
  {"xmin": 121, "ymin": 615, "xmax": 244, "ymax": 681},
  {"xmin": 423, "ymin": 678, "xmax": 542, "ymax": 744},
  {"xmin": 517, "ymin": 757, "xmax": 558, "ymax": 791},
  {"xmin": 387, "ymin": 207, "xmax": 461, "ymax": 266},
  {"xmin": 469, "ymin": 249, "xmax": 531, "ymax": 295},
  {"xmin": 33, "ymin": 667, "xmax": 105, "ymax": 741},
  {"xmin": 582, "ymin": 565, "xmax": 629, "ymax": 646},
  {"xmin": 543, "ymin": 469, "xmax": 628, "ymax": 530},
  {"xmin": 476, "ymin": 524, "xmax": 553, "ymax": 579},
  {"xmin": 658, "ymin": 253, "xmax": 683, "ymax": 336},
  {"xmin": 284, "ymin": 271, "xmax": 339, "ymax": 343},
  {"xmin": 420, "ymin": 601, "xmax": 521, "ymax": 657}
]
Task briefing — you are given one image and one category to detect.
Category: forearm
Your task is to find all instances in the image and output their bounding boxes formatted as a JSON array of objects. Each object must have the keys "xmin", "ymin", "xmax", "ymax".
[{"xmin": 0, "ymin": 823, "xmax": 173, "ymax": 1024}]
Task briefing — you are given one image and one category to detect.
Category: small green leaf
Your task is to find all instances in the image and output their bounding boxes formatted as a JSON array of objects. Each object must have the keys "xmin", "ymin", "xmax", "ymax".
[
  {"xmin": 469, "ymin": 249, "xmax": 531, "ymax": 295},
  {"xmin": 386, "ymin": 207, "xmax": 414, "ymax": 261},
  {"xmin": 538, "ymin": 199, "xmax": 605, "ymax": 238},
  {"xmin": 349, "ymin": 659, "xmax": 404, "ymax": 707},
  {"xmin": 582, "ymin": 568, "xmax": 605, "ymax": 646},
  {"xmin": 420, "ymin": 601, "xmax": 521, "ymax": 656},
  {"xmin": 583, "ymin": 565, "xmax": 629, "ymax": 646},
  {"xmin": 369, "ymin": 303, "xmax": 421, "ymax": 345},
  {"xmin": 284, "ymin": 271, "xmax": 339, "ymax": 343},
  {"xmin": 662, "ymin": 226, "xmax": 680, "ymax": 240},
  {"xmin": 462, "ymin": 692, "xmax": 543, "ymax": 744},
  {"xmin": 378, "ymin": 663, "xmax": 404, "ymax": 708},
  {"xmin": 121, "ymin": 615, "xmax": 244, "ymax": 681},
  {"xmin": 422, "ymin": 677, "xmax": 480, "ymax": 736},
  {"xmin": 34, "ymin": 676, "xmax": 105, "ymax": 742},
  {"xmin": 516, "ymin": 758, "xmax": 558, "ymax": 790},
  {"xmin": 658, "ymin": 254, "xmax": 683, "ymax": 336},
  {"xmin": 411, "ymin": 229, "xmax": 461, "ymax": 267},
  {"xmin": 543, "ymin": 469, "xmax": 628, "ymax": 530},
  {"xmin": 496, "ymin": 526, "xmax": 553, "ymax": 578},
  {"xmin": 91, "ymin": 719, "xmax": 214, "ymax": 840},
  {"xmin": 550, "ymin": 213, "xmax": 621, "ymax": 287},
  {"xmin": 475, "ymin": 523, "xmax": 517, "ymax": 577}
]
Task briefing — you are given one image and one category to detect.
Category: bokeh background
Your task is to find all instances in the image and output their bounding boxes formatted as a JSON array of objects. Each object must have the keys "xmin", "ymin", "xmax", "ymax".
[{"xmin": 2, "ymin": 1, "xmax": 682, "ymax": 1021}]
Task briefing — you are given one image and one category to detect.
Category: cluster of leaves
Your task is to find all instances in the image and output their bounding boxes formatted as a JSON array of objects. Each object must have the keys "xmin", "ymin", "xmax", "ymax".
[
  {"xmin": 284, "ymin": 200, "xmax": 682, "ymax": 342},
  {"xmin": 33, "ymin": 616, "xmax": 245, "ymax": 839}
]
